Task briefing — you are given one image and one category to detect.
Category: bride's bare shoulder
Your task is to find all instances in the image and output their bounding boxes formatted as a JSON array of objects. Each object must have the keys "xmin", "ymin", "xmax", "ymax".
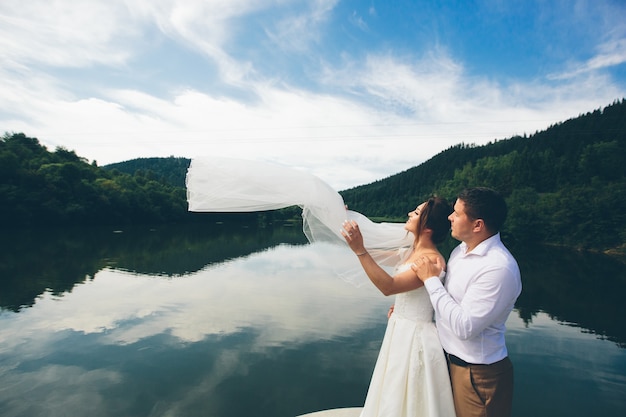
[{"xmin": 406, "ymin": 249, "xmax": 444, "ymax": 264}]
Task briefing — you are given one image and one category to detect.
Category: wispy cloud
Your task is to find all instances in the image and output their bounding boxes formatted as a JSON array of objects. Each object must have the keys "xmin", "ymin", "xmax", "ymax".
[
  {"xmin": 349, "ymin": 10, "xmax": 369, "ymax": 32},
  {"xmin": 264, "ymin": 0, "xmax": 337, "ymax": 54},
  {"xmin": 550, "ymin": 38, "xmax": 626, "ymax": 80}
]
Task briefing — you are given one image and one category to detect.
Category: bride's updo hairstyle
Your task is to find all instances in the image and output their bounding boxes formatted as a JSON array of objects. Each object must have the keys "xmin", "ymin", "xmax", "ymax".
[{"xmin": 417, "ymin": 196, "xmax": 452, "ymax": 244}]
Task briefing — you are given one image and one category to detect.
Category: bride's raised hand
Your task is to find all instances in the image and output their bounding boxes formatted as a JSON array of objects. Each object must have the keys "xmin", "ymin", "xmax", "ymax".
[{"xmin": 340, "ymin": 220, "xmax": 367, "ymax": 255}]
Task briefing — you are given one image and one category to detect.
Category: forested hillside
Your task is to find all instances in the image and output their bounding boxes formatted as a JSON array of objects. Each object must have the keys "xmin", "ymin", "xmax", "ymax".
[
  {"xmin": 1, "ymin": 99, "xmax": 625, "ymax": 253},
  {"xmin": 0, "ymin": 134, "xmax": 191, "ymax": 226},
  {"xmin": 341, "ymin": 99, "xmax": 626, "ymax": 252},
  {"xmin": 104, "ymin": 157, "xmax": 190, "ymax": 188}
]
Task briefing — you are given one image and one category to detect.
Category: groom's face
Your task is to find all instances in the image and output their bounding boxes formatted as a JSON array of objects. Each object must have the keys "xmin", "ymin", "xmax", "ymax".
[{"xmin": 449, "ymin": 199, "xmax": 474, "ymax": 242}]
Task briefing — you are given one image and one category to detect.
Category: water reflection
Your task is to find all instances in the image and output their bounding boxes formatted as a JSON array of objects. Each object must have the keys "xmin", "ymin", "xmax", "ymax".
[
  {"xmin": 0, "ymin": 220, "xmax": 307, "ymax": 311},
  {"xmin": 2, "ymin": 244, "xmax": 381, "ymax": 345},
  {"xmin": 1, "ymin": 225, "xmax": 625, "ymax": 417},
  {"xmin": 507, "ymin": 312, "xmax": 626, "ymax": 416},
  {"xmin": 0, "ymin": 242, "xmax": 387, "ymax": 417},
  {"xmin": 2, "ymin": 224, "xmax": 625, "ymax": 348},
  {"xmin": 511, "ymin": 244, "xmax": 626, "ymax": 347}
]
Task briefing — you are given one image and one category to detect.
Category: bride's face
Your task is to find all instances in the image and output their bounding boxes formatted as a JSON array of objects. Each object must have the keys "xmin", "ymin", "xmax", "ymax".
[{"xmin": 405, "ymin": 202, "xmax": 426, "ymax": 235}]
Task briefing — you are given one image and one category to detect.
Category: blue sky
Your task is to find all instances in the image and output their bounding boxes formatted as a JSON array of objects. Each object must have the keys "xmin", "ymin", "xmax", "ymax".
[{"xmin": 1, "ymin": 0, "xmax": 625, "ymax": 189}]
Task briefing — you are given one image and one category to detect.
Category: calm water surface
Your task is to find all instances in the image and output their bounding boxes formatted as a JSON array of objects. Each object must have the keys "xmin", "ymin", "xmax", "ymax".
[{"xmin": 0, "ymin": 223, "xmax": 625, "ymax": 417}]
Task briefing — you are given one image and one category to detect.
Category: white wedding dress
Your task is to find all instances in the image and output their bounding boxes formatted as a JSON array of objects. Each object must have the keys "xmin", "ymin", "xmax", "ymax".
[
  {"xmin": 185, "ymin": 157, "xmax": 455, "ymax": 416},
  {"xmin": 360, "ymin": 264, "xmax": 456, "ymax": 417}
]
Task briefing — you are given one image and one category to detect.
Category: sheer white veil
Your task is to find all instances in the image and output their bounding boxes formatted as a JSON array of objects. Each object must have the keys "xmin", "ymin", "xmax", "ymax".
[{"xmin": 186, "ymin": 157, "xmax": 414, "ymax": 285}]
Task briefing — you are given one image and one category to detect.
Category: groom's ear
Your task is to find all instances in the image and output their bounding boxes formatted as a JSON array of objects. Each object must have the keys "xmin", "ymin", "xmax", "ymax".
[{"xmin": 472, "ymin": 219, "xmax": 485, "ymax": 233}]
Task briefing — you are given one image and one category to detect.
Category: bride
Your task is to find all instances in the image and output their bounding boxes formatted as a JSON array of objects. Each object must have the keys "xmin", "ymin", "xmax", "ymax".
[
  {"xmin": 186, "ymin": 157, "xmax": 455, "ymax": 417},
  {"xmin": 341, "ymin": 198, "xmax": 456, "ymax": 417}
]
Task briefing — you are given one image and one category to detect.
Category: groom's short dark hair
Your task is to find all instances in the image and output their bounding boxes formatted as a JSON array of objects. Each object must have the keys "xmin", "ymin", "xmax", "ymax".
[{"xmin": 457, "ymin": 187, "xmax": 507, "ymax": 233}]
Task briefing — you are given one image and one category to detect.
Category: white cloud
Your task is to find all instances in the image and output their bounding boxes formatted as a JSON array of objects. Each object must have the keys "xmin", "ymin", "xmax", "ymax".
[
  {"xmin": 0, "ymin": 0, "xmax": 624, "ymax": 189},
  {"xmin": 0, "ymin": 0, "xmax": 136, "ymax": 68}
]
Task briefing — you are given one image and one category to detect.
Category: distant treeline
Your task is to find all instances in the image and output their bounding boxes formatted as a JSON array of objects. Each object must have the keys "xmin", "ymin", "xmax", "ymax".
[{"xmin": 1, "ymin": 99, "xmax": 625, "ymax": 253}]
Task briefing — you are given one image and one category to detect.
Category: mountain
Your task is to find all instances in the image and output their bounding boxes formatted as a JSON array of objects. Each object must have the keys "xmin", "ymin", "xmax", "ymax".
[{"xmin": 341, "ymin": 98, "xmax": 626, "ymax": 251}]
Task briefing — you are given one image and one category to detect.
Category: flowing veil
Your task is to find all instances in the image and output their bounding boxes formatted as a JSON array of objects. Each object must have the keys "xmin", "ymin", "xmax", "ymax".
[{"xmin": 186, "ymin": 157, "xmax": 414, "ymax": 285}]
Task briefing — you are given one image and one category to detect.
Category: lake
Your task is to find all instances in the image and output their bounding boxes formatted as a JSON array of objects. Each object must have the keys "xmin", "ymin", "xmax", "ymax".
[{"xmin": 1, "ymin": 222, "xmax": 625, "ymax": 417}]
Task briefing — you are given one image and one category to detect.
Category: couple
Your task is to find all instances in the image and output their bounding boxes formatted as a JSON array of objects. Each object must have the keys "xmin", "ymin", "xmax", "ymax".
[
  {"xmin": 185, "ymin": 158, "xmax": 521, "ymax": 417},
  {"xmin": 340, "ymin": 188, "xmax": 522, "ymax": 417}
]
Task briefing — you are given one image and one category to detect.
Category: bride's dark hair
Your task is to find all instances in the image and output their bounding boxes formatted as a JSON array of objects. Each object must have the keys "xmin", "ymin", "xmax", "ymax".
[{"xmin": 417, "ymin": 196, "xmax": 452, "ymax": 244}]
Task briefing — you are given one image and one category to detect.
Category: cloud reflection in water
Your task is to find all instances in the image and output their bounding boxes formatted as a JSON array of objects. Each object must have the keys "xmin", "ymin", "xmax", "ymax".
[
  {"xmin": 2, "ymin": 243, "xmax": 387, "ymax": 346},
  {"xmin": 0, "ymin": 243, "xmax": 389, "ymax": 417}
]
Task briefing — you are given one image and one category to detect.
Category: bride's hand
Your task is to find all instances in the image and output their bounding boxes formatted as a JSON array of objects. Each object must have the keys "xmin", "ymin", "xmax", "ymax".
[{"xmin": 341, "ymin": 220, "xmax": 367, "ymax": 255}]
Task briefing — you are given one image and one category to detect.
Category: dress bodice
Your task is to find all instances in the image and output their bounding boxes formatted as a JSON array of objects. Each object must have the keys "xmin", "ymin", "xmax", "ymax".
[{"xmin": 392, "ymin": 264, "xmax": 436, "ymax": 323}]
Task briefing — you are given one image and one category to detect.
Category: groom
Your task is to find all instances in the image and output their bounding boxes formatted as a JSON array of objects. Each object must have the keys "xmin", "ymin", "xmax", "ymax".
[{"xmin": 412, "ymin": 187, "xmax": 522, "ymax": 417}]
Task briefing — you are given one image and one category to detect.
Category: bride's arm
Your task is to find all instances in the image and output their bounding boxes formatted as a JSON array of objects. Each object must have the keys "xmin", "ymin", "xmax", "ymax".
[
  {"xmin": 355, "ymin": 254, "xmax": 424, "ymax": 296},
  {"xmin": 341, "ymin": 220, "xmax": 423, "ymax": 296}
]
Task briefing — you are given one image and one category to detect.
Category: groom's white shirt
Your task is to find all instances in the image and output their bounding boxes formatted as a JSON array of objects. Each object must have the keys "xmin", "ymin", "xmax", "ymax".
[{"xmin": 424, "ymin": 233, "xmax": 522, "ymax": 364}]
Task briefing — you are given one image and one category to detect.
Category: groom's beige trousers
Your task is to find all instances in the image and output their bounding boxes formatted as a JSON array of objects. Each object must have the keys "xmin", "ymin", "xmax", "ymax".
[{"xmin": 448, "ymin": 356, "xmax": 514, "ymax": 417}]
